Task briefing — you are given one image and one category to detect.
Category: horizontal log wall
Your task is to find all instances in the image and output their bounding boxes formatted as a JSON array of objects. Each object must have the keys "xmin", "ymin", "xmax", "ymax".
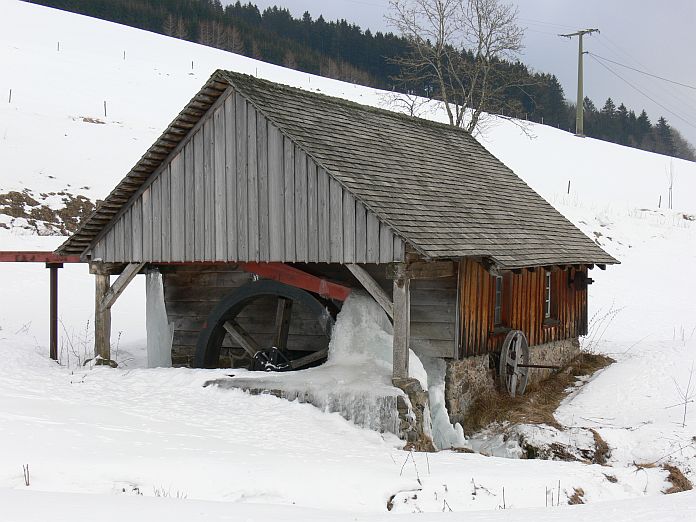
[
  {"xmin": 459, "ymin": 259, "xmax": 588, "ymax": 357},
  {"xmin": 162, "ymin": 265, "xmax": 331, "ymax": 367},
  {"xmin": 91, "ymin": 90, "xmax": 404, "ymax": 264},
  {"xmin": 356, "ymin": 265, "xmax": 458, "ymax": 359}
]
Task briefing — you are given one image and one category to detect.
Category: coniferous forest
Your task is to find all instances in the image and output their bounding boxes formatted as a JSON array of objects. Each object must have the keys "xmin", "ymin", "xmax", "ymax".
[{"xmin": 27, "ymin": 0, "xmax": 695, "ymax": 160}]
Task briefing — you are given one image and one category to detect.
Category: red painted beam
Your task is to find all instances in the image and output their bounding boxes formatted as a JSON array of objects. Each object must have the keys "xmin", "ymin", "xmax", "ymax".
[
  {"xmin": 239, "ymin": 262, "xmax": 352, "ymax": 301},
  {"xmin": 0, "ymin": 251, "xmax": 83, "ymax": 263}
]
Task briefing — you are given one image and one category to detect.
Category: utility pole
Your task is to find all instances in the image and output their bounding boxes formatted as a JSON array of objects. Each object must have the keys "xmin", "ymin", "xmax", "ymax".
[{"xmin": 560, "ymin": 28, "xmax": 599, "ymax": 137}]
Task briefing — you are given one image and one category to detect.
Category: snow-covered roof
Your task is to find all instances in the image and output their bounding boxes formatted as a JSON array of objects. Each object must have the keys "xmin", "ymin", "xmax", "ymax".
[{"xmin": 58, "ymin": 70, "xmax": 617, "ymax": 269}]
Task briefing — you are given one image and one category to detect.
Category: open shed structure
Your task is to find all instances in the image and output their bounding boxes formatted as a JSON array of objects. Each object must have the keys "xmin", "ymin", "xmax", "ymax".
[{"xmin": 57, "ymin": 71, "xmax": 617, "ymax": 440}]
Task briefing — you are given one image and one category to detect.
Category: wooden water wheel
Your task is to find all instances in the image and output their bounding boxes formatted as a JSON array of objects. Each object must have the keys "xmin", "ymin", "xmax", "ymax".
[
  {"xmin": 194, "ymin": 280, "xmax": 335, "ymax": 370},
  {"xmin": 498, "ymin": 330, "xmax": 530, "ymax": 397}
]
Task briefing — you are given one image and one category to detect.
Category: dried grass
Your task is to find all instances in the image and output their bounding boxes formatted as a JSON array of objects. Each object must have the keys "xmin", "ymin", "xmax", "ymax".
[
  {"xmin": 568, "ymin": 487, "xmax": 585, "ymax": 505},
  {"xmin": 662, "ymin": 464, "xmax": 693, "ymax": 494},
  {"xmin": 463, "ymin": 353, "xmax": 615, "ymax": 435}
]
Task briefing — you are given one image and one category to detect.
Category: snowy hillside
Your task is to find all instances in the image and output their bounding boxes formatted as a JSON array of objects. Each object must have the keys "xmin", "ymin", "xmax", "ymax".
[{"xmin": 1, "ymin": 0, "xmax": 695, "ymax": 520}]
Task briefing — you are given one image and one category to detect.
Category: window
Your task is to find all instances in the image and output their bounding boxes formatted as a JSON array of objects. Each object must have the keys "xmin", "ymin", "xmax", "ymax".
[
  {"xmin": 544, "ymin": 270, "xmax": 552, "ymax": 319},
  {"xmin": 494, "ymin": 275, "xmax": 503, "ymax": 325}
]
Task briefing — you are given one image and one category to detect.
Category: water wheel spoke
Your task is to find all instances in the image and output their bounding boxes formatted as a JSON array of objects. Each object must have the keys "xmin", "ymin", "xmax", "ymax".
[
  {"xmin": 223, "ymin": 319, "xmax": 260, "ymax": 358},
  {"xmin": 509, "ymin": 372, "xmax": 519, "ymax": 397},
  {"xmin": 272, "ymin": 296, "xmax": 293, "ymax": 352},
  {"xmin": 289, "ymin": 349, "xmax": 329, "ymax": 371}
]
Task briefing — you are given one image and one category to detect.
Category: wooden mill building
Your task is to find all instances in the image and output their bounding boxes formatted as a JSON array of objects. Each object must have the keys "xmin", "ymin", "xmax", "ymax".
[{"xmin": 57, "ymin": 71, "xmax": 617, "ymax": 436}]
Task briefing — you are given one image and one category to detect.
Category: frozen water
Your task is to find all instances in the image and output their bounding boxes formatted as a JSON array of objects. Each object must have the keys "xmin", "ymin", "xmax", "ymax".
[
  {"xmin": 421, "ymin": 356, "xmax": 466, "ymax": 450},
  {"xmin": 145, "ymin": 270, "xmax": 172, "ymax": 368}
]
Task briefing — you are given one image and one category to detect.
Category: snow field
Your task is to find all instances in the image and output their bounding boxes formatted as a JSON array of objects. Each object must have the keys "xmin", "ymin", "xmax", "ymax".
[{"xmin": 1, "ymin": 0, "xmax": 696, "ymax": 519}]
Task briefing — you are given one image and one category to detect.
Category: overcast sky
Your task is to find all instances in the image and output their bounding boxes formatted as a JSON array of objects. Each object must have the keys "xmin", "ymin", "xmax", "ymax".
[{"xmin": 230, "ymin": 0, "xmax": 696, "ymax": 144}]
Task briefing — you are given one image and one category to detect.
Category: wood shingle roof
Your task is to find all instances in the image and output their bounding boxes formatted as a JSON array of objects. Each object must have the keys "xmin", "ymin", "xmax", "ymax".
[{"xmin": 58, "ymin": 70, "xmax": 617, "ymax": 269}]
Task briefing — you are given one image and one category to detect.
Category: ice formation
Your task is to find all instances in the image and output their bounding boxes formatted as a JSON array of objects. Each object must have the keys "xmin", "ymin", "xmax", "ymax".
[{"xmin": 145, "ymin": 270, "xmax": 173, "ymax": 368}]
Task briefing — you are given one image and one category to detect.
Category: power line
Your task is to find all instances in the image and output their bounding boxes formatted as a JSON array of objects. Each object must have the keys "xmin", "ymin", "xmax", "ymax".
[
  {"xmin": 588, "ymin": 54, "xmax": 696, "ymax": 130},
  {"xmin": 588, "ymin": 53, "xmax": 696, "ymax": 90}
]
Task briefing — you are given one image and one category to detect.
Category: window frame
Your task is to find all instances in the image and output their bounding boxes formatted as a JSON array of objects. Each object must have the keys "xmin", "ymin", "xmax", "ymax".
[{"xmin": 493, "ymin": 275, "xmax": 504, "ymax": 326}]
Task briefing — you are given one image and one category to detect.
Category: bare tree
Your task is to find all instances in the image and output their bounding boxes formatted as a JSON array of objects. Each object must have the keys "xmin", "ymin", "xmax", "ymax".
[{"xmin": 387, "ymin": 0, "xmax": 525, "ymax": 134}]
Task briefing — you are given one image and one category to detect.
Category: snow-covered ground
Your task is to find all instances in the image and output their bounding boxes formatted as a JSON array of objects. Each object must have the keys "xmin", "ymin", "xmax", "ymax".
[{"xmin": 1, "ymin": 0, "xmax": 695, "ymax": 519}]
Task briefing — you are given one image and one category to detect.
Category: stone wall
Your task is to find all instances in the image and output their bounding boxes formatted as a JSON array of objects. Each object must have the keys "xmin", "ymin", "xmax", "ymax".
[{"xmin": 444, "ymin": 337, "xmax": 581, "ymax": 426}]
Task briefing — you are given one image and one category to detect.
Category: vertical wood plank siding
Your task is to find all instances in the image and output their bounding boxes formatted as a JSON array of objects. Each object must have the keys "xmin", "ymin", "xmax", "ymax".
[
  {"xmin": 91, "ymin": 90, "xmax": 404, "ymax": 263},
  {"xmin": 458, "ymin": 259, "xmax": 589, "ymax": 356}
]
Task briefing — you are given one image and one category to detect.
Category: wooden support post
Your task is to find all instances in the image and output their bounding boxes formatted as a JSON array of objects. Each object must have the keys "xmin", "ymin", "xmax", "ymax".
[
  {"xmin": 91, "ymin": 262, "xmax": 144, "ymax": 364},
  {"xmin": 46, "ymin": 262, "xmax": 63, "ymax": 361},
  {"xmin": 346, "ymin": 264, "xmax": 393, "ymax": 319},
  {"xmin": 94, "ymin": 273, "xmax": 111, "ymax": 361},
  {"xmin": 392, "ymin": 267, "xmax": 410, "ymax": 380}
]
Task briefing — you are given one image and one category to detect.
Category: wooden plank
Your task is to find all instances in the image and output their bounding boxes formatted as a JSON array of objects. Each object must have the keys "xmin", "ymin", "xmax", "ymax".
[
  {"xmin": 317, "ymin": 168, "xmax": 330, "ymax": 262},
  {"xmin": 247, "ymin": 105, "xmax": 259, "ymax": 261},
  {"xmin": 184, "ymin": 142, "xmax": 195, "ymax": 261},
  {"xmin": 379, "ymin": 225, "xmax": 394, "ymax": 263},
  {"xmin": 283, "ymin": 137, "xmax": 295, "ymax": 260},
  {"xmin": 294, "ymin": 148, "xmax": 308, "ymax": 262},
  {"xmin": 366, "ymin": 212, "xmax": 380, "ymax": 263},
  {"xmin": 142, "ymin": 186, "xmax": 152, "ymax": 261},
  {"xmin": 329, "ymin": 178, "xmax": 343, "ymax": 262},
  {"xmin": 151, "ymin": 176, "xmax": 162, "ymax": 261},
  {"xmin": 347, "ymin": 264, "xmax": 393, "ymax": 319},
  {"xmin": 203, "ymin": 118, "xmax": 215, "ymax": 261},
  {"xmin": 193, "ymin": 129, "xmax": 205, "ymax": 261},
  {"xmin": 235, "ymin": 94, "xmax": 249, "ymax": 261},
  {"xmin": 342, "ymin": 191, "xmax": 355, "ymax": 263},
  {"xmin": 355, "ymin": 201, "xmax": 367, "ymax": 263},
  {"xmin": 257, "ymin": 111, "xmax": 270, "ymax": 261},
  {"xmin": 131, "ymin": 197, "xmax": 143, "ymax": 262},
  {"xmin": 122, "ymin": 208, "xmax": 132, "ymax": 261},
  {"xmin": 160, "ymin": 164, "xmax": 171, "ymax": 262},
  {"xmin": 213, "ymin": 105, "xmax": 227, "ymax": 261},
  {"xmin": 267, "ymin": 126, "xmax": 285, "ymax": 260},
  {"xmin": 306, "ymin": 162, "xmax": 318, "ymax": 261},
  {"xmin": 224, "ymin": 94, "xmax": 237, "ymax": 261},
  {"xmin": 169, "ymin": 152, "xmax": 184, "ymax": 259}
]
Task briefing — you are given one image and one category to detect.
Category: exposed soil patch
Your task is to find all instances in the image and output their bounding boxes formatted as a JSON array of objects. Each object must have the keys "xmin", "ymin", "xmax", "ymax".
[{"xmin": 0, "ymin": 189, "xmax": 94, "ymax": 235}]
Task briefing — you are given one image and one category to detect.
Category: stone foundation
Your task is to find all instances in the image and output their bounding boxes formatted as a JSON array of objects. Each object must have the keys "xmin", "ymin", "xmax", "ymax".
[
  {"xmin": 445, "ymin": 337, "xmax": 581, "ymax": 426},
  {"xmin": 392, "ymin": 377, "xmax": 436, "ymax": 452}
]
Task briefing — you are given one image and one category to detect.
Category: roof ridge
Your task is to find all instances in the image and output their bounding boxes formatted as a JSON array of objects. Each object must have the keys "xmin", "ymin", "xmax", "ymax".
[{"xmin": 216, "ymin": 69, "xmax": 483, "ymax": 140}]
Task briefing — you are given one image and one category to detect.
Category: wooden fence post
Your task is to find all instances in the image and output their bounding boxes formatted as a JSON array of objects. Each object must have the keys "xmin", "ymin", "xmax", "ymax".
[{"xmin": 392, "ymin": 265, "xmax": 410, "ymax": 381}]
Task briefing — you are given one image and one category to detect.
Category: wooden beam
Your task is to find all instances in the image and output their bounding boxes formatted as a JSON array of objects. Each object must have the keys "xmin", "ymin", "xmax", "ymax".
[
  {"xmin": 238, "ymin": 262, "xmax": 352, "ymax": 301},
  {"xmin": 0, "ymin": 251, "xmax": 82, "ymax": 263},
  {"xmin": 392, "ymin": 267, "xmax": 410, "ymax": 380},
  {"xmin": 346, "ymin": 264, "xmax": 394, "ymax": 319},
  {"xmin": 223, "ymin": 320, "xmax": 260, "ymax": 357},
  {"xmin": 597, "ymin": 264, "xmax": 607, "ymax": 270},
  {"xmin": 99, "ymin": 262, "xmax": 146, "ymax": 311},
  {"xmin": 94, "ymin": 273, "xmax": 111, "ymax": 360},
  {"xmin": 386, "ymin": 261, "xmax": 455, "ymax": 280}
]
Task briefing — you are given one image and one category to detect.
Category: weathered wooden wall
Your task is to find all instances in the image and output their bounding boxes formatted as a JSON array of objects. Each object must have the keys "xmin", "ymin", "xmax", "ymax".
[
  {"xmin": 162, "ymin": 264, "xmax": 334, "ymax": 367},
  {"xmin": 90, "ymin": 90, "xmax": 404, "ymax": 264},
  {"xmin": 458, "ymin": 259, "xmax": 588, "ymax": 356},
  {"xmin": 354, "ymin": 265, "xmax": 458, "ymax": 359}
]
